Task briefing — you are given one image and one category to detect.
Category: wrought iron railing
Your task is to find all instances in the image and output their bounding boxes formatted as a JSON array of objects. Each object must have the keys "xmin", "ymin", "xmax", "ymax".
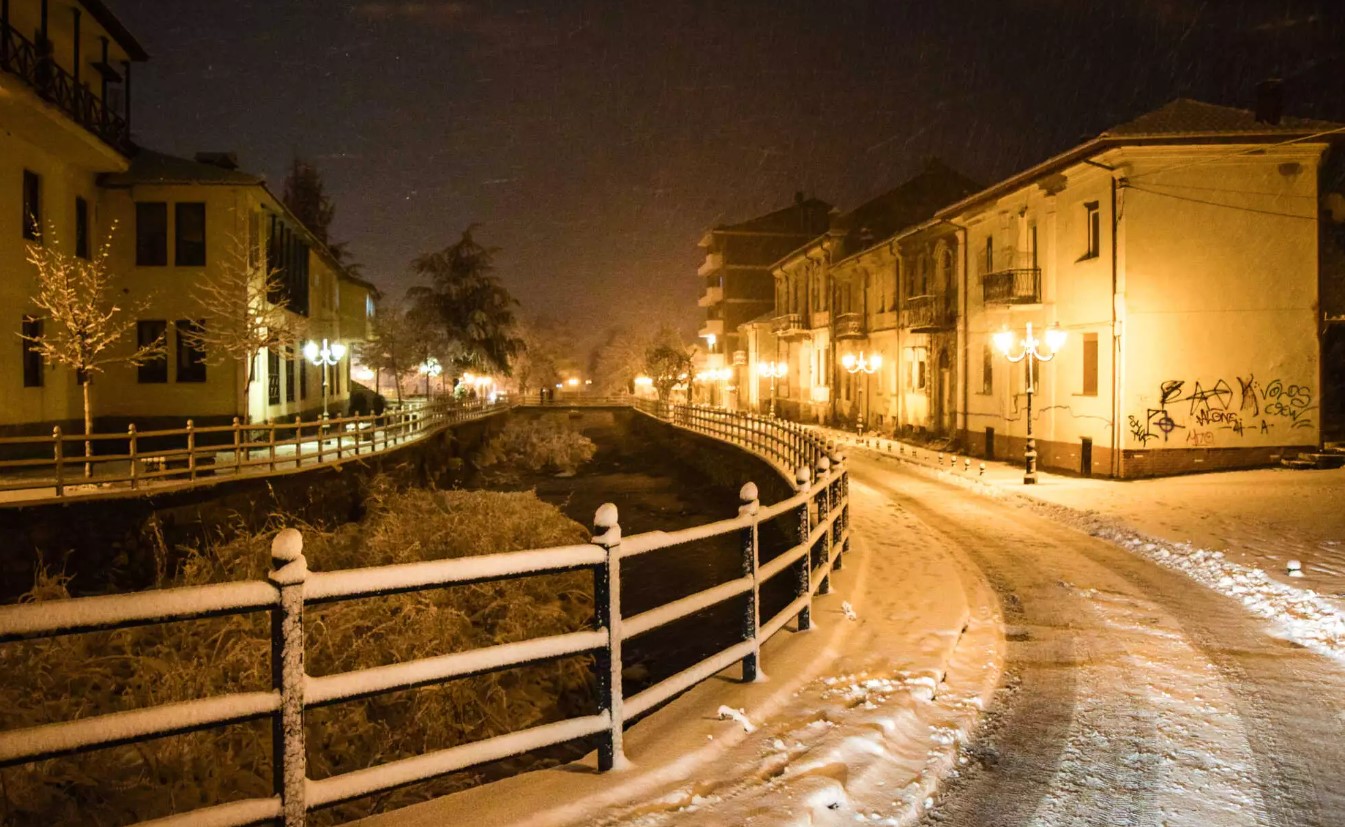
[
  {"xmin": 901, "ymin": 293, "xmax": 956, "ymax": 330},
  {"xmin": 0, "ymin": 22, "xmax": 132, "ymax": 153},
  {"xmin": 981, "ymin": 268, "xmax": 1041, "ymax": 305},
  {"xmin": 0, "ymin": 402, "xmax": 849, "ymax": 826},
  {"xmin": 771, "ymin": 312, "xmax": 804, "ymax": 336}
]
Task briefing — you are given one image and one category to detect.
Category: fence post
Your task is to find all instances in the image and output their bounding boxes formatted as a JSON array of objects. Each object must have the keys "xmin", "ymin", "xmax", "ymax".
[
  {"xmin": 335, "ymin": 416, "xmax": 344, "ymax": 461},
  {"xmin": 815, "ymin": 455, "xmax": 832, "ymax": 595},
  {"xmin": 52, "ymin": 426, "xmax": 64, "ymax": 497},
  {"xmin": 186, "ymin": 419, "xmax": 197, "ymax": 482},
  {"xmin": 739, "ymin": 482, "xmax": 761, "ymax": 682},
  {"xmin": 233, "ymin": 417, "xmax": 242, "ymax": 475},
  {"xmin": 794, "ymin": 465, "xmax": 813, "ymax": 631},
  {"xmin": 127, "ymin": 424, "xmax": 138, "ymax": 490},
  {"xmin": 294, "ymin": 417, "xmax": 303, "ymax": 469},
  {"xmin": 269, "ymin": 528, "xmax": 308, "ymax": 827},
  {"xmin": 268, "ymin": 421, "xmax": 277, "ymax": 472},
  {"xmin": 828, "ymin": 445, "xmax": 846, "ymax": 570},
  {"xmin": 592, "ymin": 503, "xmax": 627, "ymax": 771}
]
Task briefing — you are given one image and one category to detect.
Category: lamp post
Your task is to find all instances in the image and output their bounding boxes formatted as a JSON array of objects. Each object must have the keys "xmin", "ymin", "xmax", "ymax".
[
  {"xmin": 756, "ymin": 360, "xmax": 787, "ymax": 418},
  {"xmin": 841, "ymin": 351, "xmax": 882, "ymax": 436},
  {"xmin": 303, "ymin": 338, "xmax": 347, "ymax": 419},
  {"xmin": 993, "ymin": 321, "xmax": 1066, "ymax": 484},
  {"xmin": 418, "ymin": 358, "xmax": 442, "ymax": 398}
]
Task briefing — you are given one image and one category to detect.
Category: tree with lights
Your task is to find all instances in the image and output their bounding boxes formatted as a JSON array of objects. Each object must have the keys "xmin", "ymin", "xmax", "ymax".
[
  {"xmin": 644, "ymin": 342, "xmax": 693, "ymax": 406},
  {"xmin": 22, "ymin": 230, "xmax": 166, "ymax": 475},
  {"xmin": 186, "ymin": 234, "xmax": 306, "ymax": 420}
]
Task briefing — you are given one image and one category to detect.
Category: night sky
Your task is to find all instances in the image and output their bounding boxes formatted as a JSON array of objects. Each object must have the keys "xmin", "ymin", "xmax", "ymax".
[{"xmin": 112, "ymin": 0, "xmax": 1344, "ymax": 347}]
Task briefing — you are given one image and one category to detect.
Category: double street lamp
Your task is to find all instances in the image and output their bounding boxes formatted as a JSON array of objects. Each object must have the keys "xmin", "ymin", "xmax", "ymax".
[
  {"xmin": 756, "ymin": 360, "xmax": 787, "ymax": 417},
  {"xmin": 993, "ymin": 322, "xmax": 1066, "ymax": 484},
  {"xmin": 418, "ymin": 358, "xmax": 442, "ymax": 397},
  {"xmin": 841, "ymin": 351, "xmax": 882, "ymax": 435},
  {"xmin": 303, "ymin": 338, "xmax": 347, "ymax": 419}
]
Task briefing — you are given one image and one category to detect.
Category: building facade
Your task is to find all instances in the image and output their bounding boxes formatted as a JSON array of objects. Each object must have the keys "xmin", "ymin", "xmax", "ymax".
[{"xmin": 2, "ymin": 0, "xmax": 373, "ymax": 437}]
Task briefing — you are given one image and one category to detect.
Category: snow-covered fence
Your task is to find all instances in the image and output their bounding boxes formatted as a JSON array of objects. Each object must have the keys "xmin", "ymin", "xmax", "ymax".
[
  {"xmin": 0, "ymin": 406, "xmax": 850, "ymax": 826},
  {"xmin": 0, "ymin": 397, "xmax": 506, "ymax": 501}
]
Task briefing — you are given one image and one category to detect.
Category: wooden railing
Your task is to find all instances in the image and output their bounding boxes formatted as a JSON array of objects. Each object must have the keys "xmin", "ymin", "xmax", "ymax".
[
  {"xmin": 0, "ymin": 398, "xmax": 506, "ymax": 501},
  {"xmin": 0, "ymin": 403, "xmax": 849, "ymax": 826}
]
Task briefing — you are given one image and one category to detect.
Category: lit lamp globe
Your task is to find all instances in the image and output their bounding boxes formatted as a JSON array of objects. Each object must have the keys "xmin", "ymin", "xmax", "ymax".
[
  {"xmin": 1045, "ymin": 323, "xmax": 1067, "ymax": 353},
  {"xmin": 841, "ymin": 352, "xmax": 856, "ymax": 371},
  {"xmin": 993, "ymin": 327, "xmax": 1015, "ymax": 356}
]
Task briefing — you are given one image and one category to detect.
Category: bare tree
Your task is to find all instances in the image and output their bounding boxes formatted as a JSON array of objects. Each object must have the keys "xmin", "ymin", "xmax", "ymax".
[
  {"xmin": 23, "ymin": 230, "xmax": 165, "ymax": 475},
  {"xmin": 186, "ymin": 233, "xmax": 305, "ymax": 419},
  {"xmin": 360, "ymin": 300, "xmax": 427, "ymax": 405}
]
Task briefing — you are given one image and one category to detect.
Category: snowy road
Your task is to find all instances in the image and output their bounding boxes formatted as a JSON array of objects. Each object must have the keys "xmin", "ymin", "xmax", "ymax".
[{"xmin": 841, "ymin": 454, "xmax": 1345, "ymax": 827}]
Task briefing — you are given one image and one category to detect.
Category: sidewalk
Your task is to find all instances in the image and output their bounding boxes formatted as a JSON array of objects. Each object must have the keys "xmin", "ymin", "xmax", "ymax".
[
  {"xmin": 357, "ymin": 475, "xmax": 1004, "ymax": 827},
  {"xmin": 813, "ymin": 425, "xmax": 1345, "ymax": 662}
]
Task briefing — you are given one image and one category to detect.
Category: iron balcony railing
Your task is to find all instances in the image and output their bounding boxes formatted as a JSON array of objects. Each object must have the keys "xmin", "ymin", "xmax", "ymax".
[
  {"xmin": 901, "ymin": 294, "xmax": 957, "ymax": 330},
  {"xmin": 833, "ymin": 312, "xmax": 865, "ymax": 339},
  {"xmin": 771, "ymin": 312, "xmax": 805, "ymax": 337},
  {"xmin": 0, "ymin": 22, "xmax": 132, "ymax": 153},
  {"xmin": 0, "ymin": 401, "xmax": 849, "ymax": 827},
  {"xmin": 981, "ymin": 268, "xmax": 1041, "ymax": 305}
]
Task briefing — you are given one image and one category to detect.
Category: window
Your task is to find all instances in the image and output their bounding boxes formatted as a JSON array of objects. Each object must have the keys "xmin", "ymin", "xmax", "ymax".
[
  {"xmin": 75, "ymin": 197, "xmax": 89, "ymax": 259},
  {"xmin": 906, "ymin": 347, "xmax": 928, "ymax": 390},
  {"xmin": 135, "ymin": 202, "xmax": 168, "ymax": 266},
  {"xmin": 1082, "ymin": 332, "xmax": 1099, "ymax": 396},
  {"xmin": 299, "ymin": 352, "xmax": 308, "ymax": 399},
  {"xmin": 21, "ymin": 316, "xmax": 43, "ymax": 388},
  {"xmin": 174, "ymin": 320, "xmax": 207, "ymax": 382},
  {"xmin": 984, "ymin": 236, "xmax": 994, "ymax": 273},
  {"xmin": 1083, "ymin": 202, "xmax": 1100, "ymax": 259},
  {"xmin": 137, "ymin": 320, "xmax": 168, "ymax": 383},
  {"xmin": 22, "ymin": 170, "xmax": 40, "ymax": 240},
  {"xmin": 285, "ymin": 347, "xmax": 296, "ymax": 403},
  {"xmin": 175, "ymin": 202, "xmax": 206, "ymax": 266},
  {"xmin": 267, "ymin": 348, "xmax": 281, "ymax": 405},
  {"xmin": 981, "ymin": 344, "xmax": 993, "ymax": 394}
]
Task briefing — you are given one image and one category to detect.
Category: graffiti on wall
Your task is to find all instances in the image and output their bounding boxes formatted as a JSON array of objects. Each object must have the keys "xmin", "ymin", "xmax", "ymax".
[{"xmin": 1127, "ymin": 374, "xmax": 1314, "ymax": 446}]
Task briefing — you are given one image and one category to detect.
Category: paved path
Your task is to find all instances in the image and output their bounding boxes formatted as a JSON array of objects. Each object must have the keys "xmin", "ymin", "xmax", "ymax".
[{"xmin": 837, "ymin": 454, "xmax": 1345, "ymax": 827}]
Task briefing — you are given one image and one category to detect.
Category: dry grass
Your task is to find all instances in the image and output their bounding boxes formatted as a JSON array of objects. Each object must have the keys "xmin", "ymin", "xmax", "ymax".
[
  {"xmin": 475, "ymin": 416, "xmax": 597, "ymax": 475},
  {"xmin": 0, "ymin": 477, "xmax": 596, "ymax": 825}
]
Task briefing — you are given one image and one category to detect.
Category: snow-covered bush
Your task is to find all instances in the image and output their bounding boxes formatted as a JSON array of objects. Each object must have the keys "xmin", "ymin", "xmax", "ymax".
[
  {"xmin": 0, "ymin": 479, "xmax": 595, "ymax": 824},
  {"xmin": 475, "ymin": 415, "xmax": 597, "ymax": 475}
]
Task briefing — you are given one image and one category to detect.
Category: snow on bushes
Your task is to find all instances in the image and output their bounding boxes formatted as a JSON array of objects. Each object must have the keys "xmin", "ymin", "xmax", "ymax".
[
  {"xmin": 0, "ymin": 478, "xmax": 596, "ymax": 825},
  {"xmin": 474, "ymin": 415, "xmax": 597, "ymax": 476}
]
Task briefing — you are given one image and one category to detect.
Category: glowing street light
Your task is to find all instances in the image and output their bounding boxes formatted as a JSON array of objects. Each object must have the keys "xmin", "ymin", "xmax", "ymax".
[
  {"xmin": 303, "ymin": 338, "xmax": 347, "ymax": 418},
  {"xmin": 993, "ymin": 321, "xmax": 1066, "ymax": 484},
  {"xmin": 418, "ymin": 357, "xmax": 442, "ymax": 398},
  {"xmin": 756, "ymin": 360, "xmax": 787, "ymax": 418},
  {"xmin": 841, "ymin": 351, "xmax": 882, "ymax": 435}
]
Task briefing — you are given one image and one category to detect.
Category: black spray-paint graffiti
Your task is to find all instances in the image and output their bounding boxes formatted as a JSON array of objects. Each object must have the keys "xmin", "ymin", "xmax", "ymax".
[{"xmin": 1130, "ymin": 374, "xmax": 1315, "ymax": 446}]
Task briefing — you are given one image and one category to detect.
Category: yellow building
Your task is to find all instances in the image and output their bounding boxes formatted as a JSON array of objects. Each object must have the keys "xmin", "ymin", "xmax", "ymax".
[
  {"xmin": 2, "ymin": 0, "xmax": 374, "ymax": 436},
  {"xmin": 949, "ymin": 98, "xmax": 1342, "ymax": 477}
]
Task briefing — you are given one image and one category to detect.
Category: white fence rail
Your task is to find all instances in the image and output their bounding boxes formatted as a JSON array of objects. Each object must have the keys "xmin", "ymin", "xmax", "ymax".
[
  {"xmin": 0, "ymin": 398, "xmax": 506, "ymax": 500},
  {"xmin": 0, "ymin": 402, "xmax": 850, "ymax": 826}
]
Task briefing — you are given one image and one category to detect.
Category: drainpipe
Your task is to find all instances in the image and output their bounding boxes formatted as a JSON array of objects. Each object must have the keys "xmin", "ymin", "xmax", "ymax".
[{"xmin": 1086, "ymin": 158, "xmax": 1123, "ymax": 478}]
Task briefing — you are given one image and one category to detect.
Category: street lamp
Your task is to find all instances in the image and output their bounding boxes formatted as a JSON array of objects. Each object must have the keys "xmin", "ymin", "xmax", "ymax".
[
  {"xmin": 993, "ymin": 321, "xmax": 1066, "ymax": 484},
  {"xmin": 303, "ymin": 338, "xmax": 347, "ymax": 418},
  {"xmin": 756, "ymin": 360, "xmax": 787, "ymax": 417},
  {"xmin": 840, "ymin": 351, "xmax": 882, "ymax": 435},
  {"xmin": 418, "ymin": 357, "xmax": 442, "ymax": 398}
]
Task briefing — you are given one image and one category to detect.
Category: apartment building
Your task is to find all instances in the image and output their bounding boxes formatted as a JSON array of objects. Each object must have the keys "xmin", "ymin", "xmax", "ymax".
[{"xmin": 2, "ymin": 0, "xmax": 373, "ymax": 436}]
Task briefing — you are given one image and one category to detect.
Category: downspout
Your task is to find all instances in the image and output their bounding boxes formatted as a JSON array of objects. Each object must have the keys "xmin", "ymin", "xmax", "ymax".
[
  {"xmin": 1086, "ymin": 159, "xmax": 1122, "ymax": 478},
  {"xmin": 936, "ymin": 219, "xmax": 972, "ymax": 442}
]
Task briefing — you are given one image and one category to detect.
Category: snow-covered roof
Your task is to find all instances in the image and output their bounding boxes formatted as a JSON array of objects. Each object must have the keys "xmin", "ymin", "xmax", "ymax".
[{"xmin": 1102, "ymin": 98, "xmax": 1344, "ymax": 139}]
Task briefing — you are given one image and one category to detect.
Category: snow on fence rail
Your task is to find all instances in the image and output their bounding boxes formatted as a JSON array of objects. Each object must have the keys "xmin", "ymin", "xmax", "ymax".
[
  {"xmin": 0, "ymin": 403, "xmax": 849, "ymax": 826},
  {"xmin": 0, "ymin": 397, "xmax": 506, "ymax": 501}
]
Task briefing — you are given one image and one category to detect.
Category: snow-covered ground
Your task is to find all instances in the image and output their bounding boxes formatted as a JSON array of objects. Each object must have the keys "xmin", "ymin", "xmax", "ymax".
[{"xmin": 817, "ymin": 427, "xmax": 1345, "ymax": 662}]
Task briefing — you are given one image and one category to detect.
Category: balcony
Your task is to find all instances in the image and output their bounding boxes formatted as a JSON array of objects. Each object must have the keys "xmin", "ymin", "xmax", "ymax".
[
  {"xmin": 697, "ymin": 285, "xmax": 723, "ymax": 307},
  {"xmin": 699, "ymin": 318, "xmax": 725, "ymax": 339},
  {"xmin": 771, "ymin": 313, "xmax": 807, "ymax": 339},
  {"xmin": 1, "ymin": 23, "xmax": 131, "ymax": 154},
  {"xmin": 981, "ymin": 268, "xmax": 1041, "ymax": 305},
  {"xmin": 901, "ymin": 294, "xmax": 956, "ymax": 331},
  {"xmin": 697, "ymin": 253, "xmax": 724, "ymax": 277},
  {"xmin": 834, "ymin": 312, "xmax": 866, "ymax": 340}
]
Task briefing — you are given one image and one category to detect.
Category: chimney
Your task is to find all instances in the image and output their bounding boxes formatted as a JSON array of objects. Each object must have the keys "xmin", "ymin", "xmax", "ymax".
[
  {"xmin": 1255, "ymin": 79, "xmax": 1283, "ymax": 125},
  {"xmin": 194, "ymin": 151, "xmax": 239, "ymax": 170}
]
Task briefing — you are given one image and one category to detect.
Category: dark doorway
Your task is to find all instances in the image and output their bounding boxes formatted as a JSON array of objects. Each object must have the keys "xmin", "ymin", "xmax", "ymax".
[
  {"xmin": 1080, "ymin": 437, "xmax": 1093, "ymax": 477},
  {"xmin": 985, "ymin": 427, "xmax": 995, "ymax": 461}
]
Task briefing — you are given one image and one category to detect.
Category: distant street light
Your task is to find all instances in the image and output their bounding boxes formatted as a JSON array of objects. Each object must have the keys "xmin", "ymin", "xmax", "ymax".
[
  {"xmin": 303, "ymin": 338, "xmax": 347, "ymax": 418},
  {"xmin": 418, "ymin": 357, "xmax": 442, "ymax": 398},
  {"xmin": 841, "ymin": 351, "xmax": 881, "ymax": 435},
  {"xmin": 756, "ymin": 360, "xmax": 787, "ymax": 418},
  {"xmin": 993, "ymin": 322, "xmax": 1066, "ymax": 484}
]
